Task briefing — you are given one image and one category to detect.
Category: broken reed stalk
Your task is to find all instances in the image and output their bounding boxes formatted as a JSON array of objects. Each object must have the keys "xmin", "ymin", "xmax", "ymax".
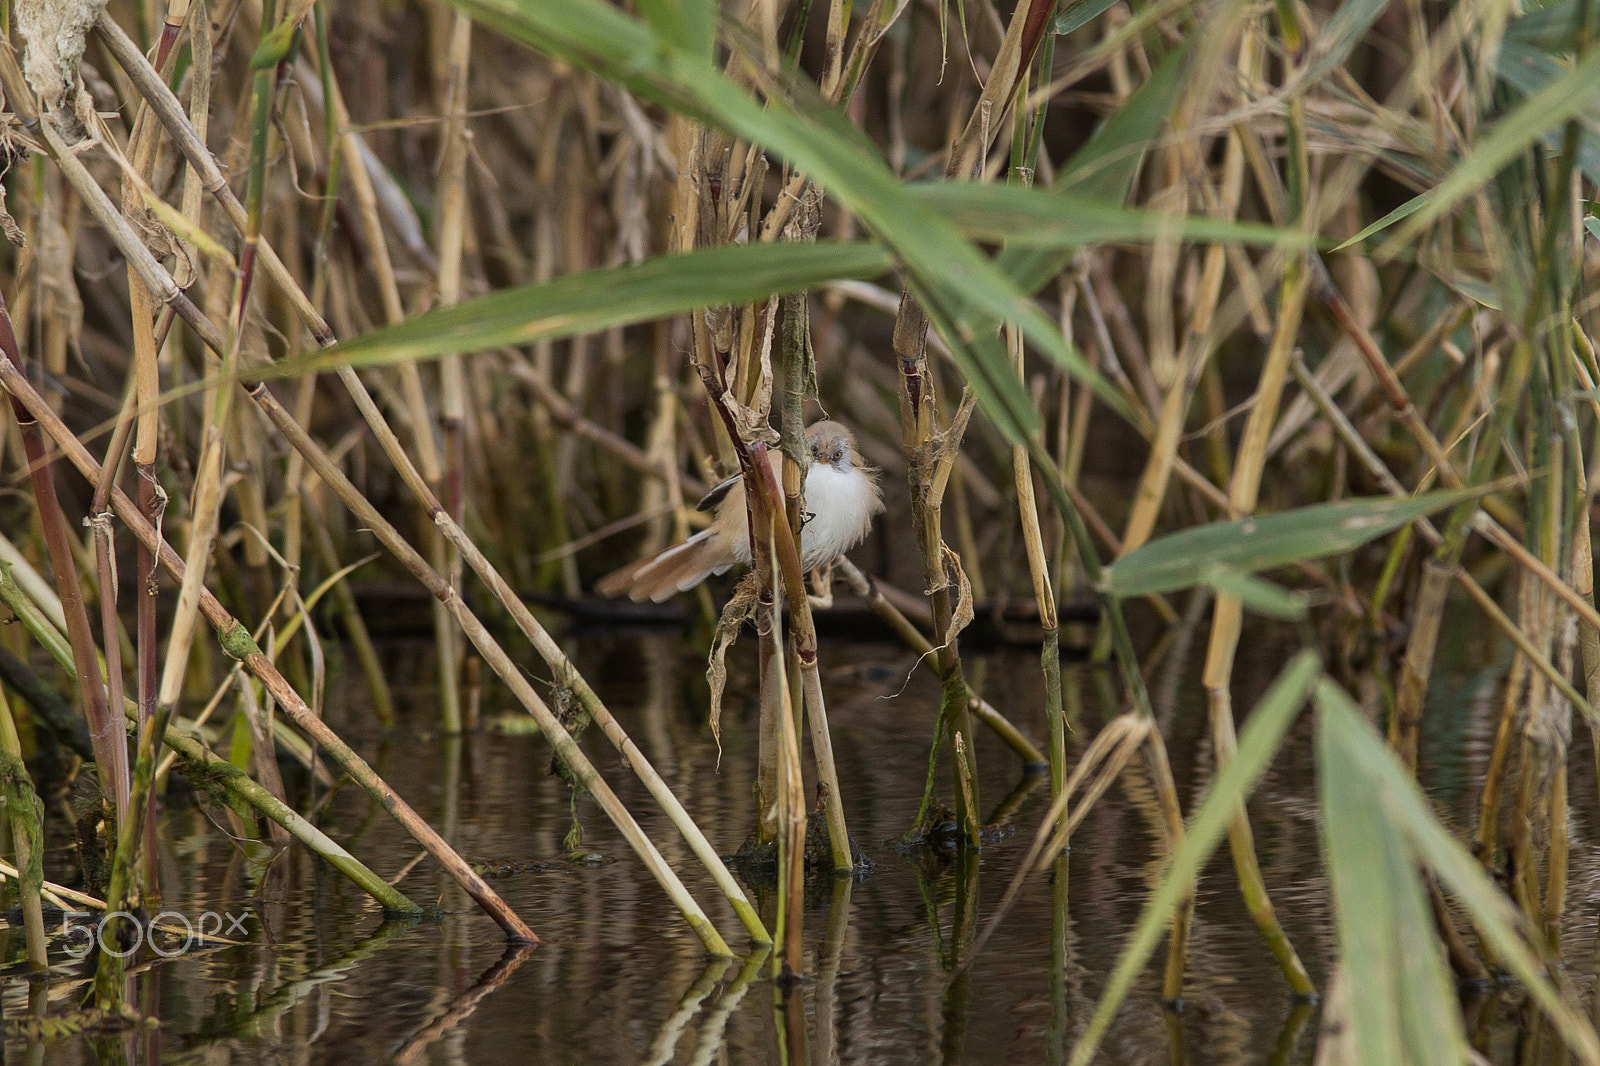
[
  {"xmin": 690, "ymin": 369, "xmax": 823, "ymax": 964},
  {"xmin": 761, "ymin": 437, "xmax": 850, "ymax": 871},
  {"xmin": 1004, "ymin": 84, "xmax": 1066, "ymax": 803},
  {"xmin": 1003, "ymin": 314, "xmax": 1065, "ymax": 802},
  {"xmin": 1008, "ymin": 391, "xmax": 1065, "ymax": 794},
  {"xmin": 96, "ymin": 280, "xmax": 245, "ymax": 1007},
  {"xmin": 94, "ymin": 14, "xmax": 759, "ymax": 947},
  {"xmin": 0, "ymin": 562, "xmax": 415, "ymax": 911},
  {"xmin": 708, "ymin": 428, "xmax": 798, "ymax": 965},
  {"xmin": 890, "ymin": 294, "xmax": 981, "ymax": 845}
]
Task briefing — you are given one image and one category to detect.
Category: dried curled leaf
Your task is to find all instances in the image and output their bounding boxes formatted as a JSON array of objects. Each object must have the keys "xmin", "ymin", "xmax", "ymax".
[
  {"xmin": 123, "ymin": 201, "xmax": 183, "ymax": 265},
  {"xmin": 942, "ymin": 541, "xmax": 974, "ymax": 646},
  {"xmin": 929, "ymin": 389, "xmax": 976, "ymax": 505},
  {"xmin": 706, "ymin": 573, "xmax": 760, "ymax": 765},
  {"xmin": 14, "ymin": 0, "xmax": 108, "ymax": 133},
  {"xmin": 0, "ymin": 197, "xmax": 24, "ymax": 248}
]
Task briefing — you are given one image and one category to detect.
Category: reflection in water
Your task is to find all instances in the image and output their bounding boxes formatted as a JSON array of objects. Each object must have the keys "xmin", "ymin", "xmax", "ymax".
[{"xmin": 0, "ymin": 620, "xmax": 1586, "ymax": 1063}]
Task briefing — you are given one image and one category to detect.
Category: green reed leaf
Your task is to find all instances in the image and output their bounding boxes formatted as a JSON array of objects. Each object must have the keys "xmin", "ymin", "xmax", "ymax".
[
  {"xmin": 273, "ymin": 242, "xmax": 893, "ymax": 375},
  {"xmin": 1104, "ymin": 489, "xmax": 1480, "ymax": 598},
  {"xmin": 1315, "ymin": 682, "xmax": 1466, "ymax": 1066},
  {"xmin": 1314, "ymin": 681, "xmax": 1600, "ymax": 1065}
]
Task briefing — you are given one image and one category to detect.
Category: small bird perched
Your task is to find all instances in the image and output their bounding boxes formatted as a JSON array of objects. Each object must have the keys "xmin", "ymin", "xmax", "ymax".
[{"xmin": 596, "ymin": 421, "xmax": 883, "ymax": 603}]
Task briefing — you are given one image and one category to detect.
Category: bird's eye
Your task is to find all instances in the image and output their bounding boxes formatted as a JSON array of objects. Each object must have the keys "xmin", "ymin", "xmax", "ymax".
[{"xmin": 832, "ymin": 446, "xmax": 844, "ymax": 463}]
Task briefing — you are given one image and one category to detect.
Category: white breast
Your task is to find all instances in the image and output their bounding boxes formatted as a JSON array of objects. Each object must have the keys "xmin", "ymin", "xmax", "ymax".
[{"xmin": 800, "ymin": 463, "xmax": 879, "ymax": 571}]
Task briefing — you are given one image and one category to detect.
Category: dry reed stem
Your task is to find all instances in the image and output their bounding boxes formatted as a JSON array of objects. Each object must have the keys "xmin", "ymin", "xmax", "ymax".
[
  {"xmin": 1196, "ymin": 245, "xmax": 1315, "ymax": 995},
  {"xmin": 1003, "ymin": 301, "xmax": 1066, "ymax": 800},
  {"xmin": 773, "ymin": 192, "xmax": 852, "ymax": 870},
  {"xmin": 120, "ymin": 31, "xmax": 170, "ymax": 899},
  {"xmin": 768, "ymin": 553, "xmax": 806, "ymax": 979},
  {"xmin": 885, "ymin": 0, "xmax": 1067, "ymax": 849},
  {"xmin": 434, "ymin": 5, "xmax": 474, "ymax": 732},
  {"xmin": 1119, "ymin": 40, "xmax": 1252, "ymax": 556}
]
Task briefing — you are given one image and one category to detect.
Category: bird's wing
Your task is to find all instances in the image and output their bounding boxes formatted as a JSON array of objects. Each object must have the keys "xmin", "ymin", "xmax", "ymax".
[{"xmin": 696, "ymin": 473, "xmax": 742, "ymax": 512}]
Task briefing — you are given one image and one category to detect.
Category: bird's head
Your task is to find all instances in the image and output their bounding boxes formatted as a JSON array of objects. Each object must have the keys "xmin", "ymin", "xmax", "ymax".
[{"xmin": 806, "ymin": 421, "xmax": 861, "ymax": 471}]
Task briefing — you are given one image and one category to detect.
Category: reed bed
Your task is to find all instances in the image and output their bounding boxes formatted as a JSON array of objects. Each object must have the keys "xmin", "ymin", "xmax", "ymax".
[{"xmin": 0, "ymin": 0, "xmax": 1599, "ymax": 1057}]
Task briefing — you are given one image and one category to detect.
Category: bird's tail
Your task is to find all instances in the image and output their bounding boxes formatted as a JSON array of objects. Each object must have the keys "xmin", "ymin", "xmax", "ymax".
[{"xmin": 594, "ymin": 529, "xmax": 733, "ymax": 603}]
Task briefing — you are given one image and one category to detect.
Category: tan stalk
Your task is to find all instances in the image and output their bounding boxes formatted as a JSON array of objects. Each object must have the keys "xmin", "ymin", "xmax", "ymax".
[
  {"xmin": 154, "ymin": 334, "xmax": 235, "ymax": 779},
  {"xmin": 1196, "ymin": 251, "xmax": 1316, "ymax": 995},
  {"xmin": 114, "ymin": 16, "xmax": 177, "ymax": 901},
  {"xmin": 1118, "ymin": 85, "xmax": 1250, "ymax": 557},
  {"xmin": 1004, "ymin": 308, "xmax": 1065, "ymax": 799},
  {"xmin": 434, "ymin": 5, "xmax": 475, "ymax": 733},
  {"xmin": 764, "ymin": 522, "xmax": 806, "ymax": 979}
]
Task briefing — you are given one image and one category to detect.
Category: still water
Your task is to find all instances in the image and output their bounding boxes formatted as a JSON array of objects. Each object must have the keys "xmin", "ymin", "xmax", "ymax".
[{"xmin": 2, "ymin": 611, "xmax": 1594, "ymax": 1063}]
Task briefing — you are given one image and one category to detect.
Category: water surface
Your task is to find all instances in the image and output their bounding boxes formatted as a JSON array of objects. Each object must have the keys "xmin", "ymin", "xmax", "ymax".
[{"xmin": 3, "ymin": 612, "xmax": 1590, "ymax": 1064}]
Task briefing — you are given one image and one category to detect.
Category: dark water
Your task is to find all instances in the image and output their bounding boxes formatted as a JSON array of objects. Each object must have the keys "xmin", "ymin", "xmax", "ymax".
[{"xmin": 2, "ymin": 610, "xmax": 1594, "ymax": 1064}]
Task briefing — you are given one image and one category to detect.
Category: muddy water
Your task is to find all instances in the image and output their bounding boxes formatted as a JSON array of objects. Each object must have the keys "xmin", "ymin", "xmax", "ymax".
[{"xmin": 2, "ymin": 608, "xmax": 1593, "ymax": 1064}]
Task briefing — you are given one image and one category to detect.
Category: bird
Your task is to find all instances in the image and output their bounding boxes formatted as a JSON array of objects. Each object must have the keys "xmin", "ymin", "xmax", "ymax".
[{"xmin": 595, "ymin": 421, "xmax": 883, "ymax": 603}]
